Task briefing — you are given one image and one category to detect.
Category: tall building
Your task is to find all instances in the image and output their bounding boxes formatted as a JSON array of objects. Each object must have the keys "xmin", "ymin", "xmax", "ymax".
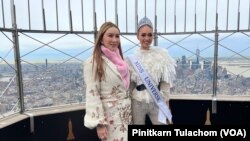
[
  {"xmin": 203, "ymin": 60, "xmax": 211, "ymax": 69},
  {"xmin": 181, "ymin": 55, "xmax": 188, "ymax": 69},
  {"xmin": 191, "ymin": 48, "xmax": 201, "ymax": 70},
  {"xmin": 45, "ymin": 58, "xmax": 48, "ymax": 69},
  {"xmin": 196, "ymin": 48, "xmax": 200, "ymax": 64}
]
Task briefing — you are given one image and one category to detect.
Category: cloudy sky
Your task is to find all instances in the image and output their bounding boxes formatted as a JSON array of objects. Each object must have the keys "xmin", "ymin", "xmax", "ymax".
[
  {"xmin": 4, "ymin": 0, "xmax": 249, "ymax": 32},
  {"xmin": 1, "ymin": 0, "xmax": 250, "ymax": 63}
]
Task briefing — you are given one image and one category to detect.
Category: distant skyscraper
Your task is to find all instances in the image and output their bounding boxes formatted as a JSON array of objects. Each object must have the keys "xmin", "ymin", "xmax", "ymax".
[
  {"xmin": 203, "ymin": 60, "xmax": 211, "ymax": 69},
  {"xmin": 45, "ymin": 58, "xmax": 48, "ymax": 69},
  {"xmin": 196, "ymin": 48, "xmax": 200, "ymax": 64},
  {"xmin": 190, "ymin": 48, "xmax": 201, "ymax": 70},
  {"xmin": 181, "ymin": 55, "xmax": 187, "ymax": 69}
]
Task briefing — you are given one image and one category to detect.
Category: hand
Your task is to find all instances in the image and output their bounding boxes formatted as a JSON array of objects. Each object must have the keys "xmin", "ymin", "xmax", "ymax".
[{"xmin": 97, "ymin": 124, "xmax": 108, "ymax": 140}]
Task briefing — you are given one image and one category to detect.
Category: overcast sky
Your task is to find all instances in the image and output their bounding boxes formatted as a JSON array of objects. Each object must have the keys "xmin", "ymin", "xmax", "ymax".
[
  {"xmin": 2, "ymin": 0, "xmax": 249, "ymax": 32},
  {"xmin": 1, "ymin": 0, "xmax": 250, "ymax": 62}
]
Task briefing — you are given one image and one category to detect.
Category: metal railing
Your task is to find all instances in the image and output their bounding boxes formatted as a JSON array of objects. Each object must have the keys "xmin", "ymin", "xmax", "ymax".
[{"xmin": 0, "ymin": 0, "xmax": 250, "ymax": 118}]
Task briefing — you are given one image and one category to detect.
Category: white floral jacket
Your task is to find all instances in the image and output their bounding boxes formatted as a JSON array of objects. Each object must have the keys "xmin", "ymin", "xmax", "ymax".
[{"xmin": 84, "ymin": 55, "xmax": 132, "ymax": 141}]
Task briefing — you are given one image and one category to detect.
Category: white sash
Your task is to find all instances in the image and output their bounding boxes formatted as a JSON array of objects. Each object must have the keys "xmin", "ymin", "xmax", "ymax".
[{"xmin": 128, "ymin": 55, "xmax": 172, "ymax": 123}]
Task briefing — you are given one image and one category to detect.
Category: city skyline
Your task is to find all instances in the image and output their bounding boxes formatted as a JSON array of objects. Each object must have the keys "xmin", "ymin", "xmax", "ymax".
[{"xmin": 1, "ymin": 56, "xmax": 250, "ymax": 115}]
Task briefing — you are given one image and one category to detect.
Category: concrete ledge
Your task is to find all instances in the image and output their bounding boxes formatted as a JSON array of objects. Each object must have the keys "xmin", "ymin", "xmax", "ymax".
[
  {"xmin": 0, "ymin": 103, "xmax": 85, "ymax": 129},
  {"xmin": 170, "ymin": 94, "xmax": 250, "ymax": 101}
]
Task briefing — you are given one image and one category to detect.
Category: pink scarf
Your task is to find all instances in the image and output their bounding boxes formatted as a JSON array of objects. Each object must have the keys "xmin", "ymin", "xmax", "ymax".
[{"xmin": 101, "ymin": 46, "xmax": 130, "ymax": 90}]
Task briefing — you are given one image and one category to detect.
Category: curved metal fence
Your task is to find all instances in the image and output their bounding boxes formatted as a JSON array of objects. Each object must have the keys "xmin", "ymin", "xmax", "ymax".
[{"xmin": 0, "ymin": 0, "xmax": 250, "ymax": 118}]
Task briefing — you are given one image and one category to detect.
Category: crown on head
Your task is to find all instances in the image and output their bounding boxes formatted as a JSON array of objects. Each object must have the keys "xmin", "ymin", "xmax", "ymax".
[{"xmin": 137, "ymin": 16, "xmax": 153, "ymax": 31}]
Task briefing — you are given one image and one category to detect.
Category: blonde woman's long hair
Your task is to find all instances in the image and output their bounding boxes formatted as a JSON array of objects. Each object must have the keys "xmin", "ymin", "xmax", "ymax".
[{"xmin": 92, "ymin": 22, "xmax": 124, "ymax": 81}]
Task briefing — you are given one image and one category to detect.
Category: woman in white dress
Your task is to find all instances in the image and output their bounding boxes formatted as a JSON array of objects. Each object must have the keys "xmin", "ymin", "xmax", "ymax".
[
  {"xmin": 128, "ymin": 17, "xmax": 176, "ymax": 125},
  {"xmin": 84, "ymin": 22, "xmax": 132, "ymax": 141}
]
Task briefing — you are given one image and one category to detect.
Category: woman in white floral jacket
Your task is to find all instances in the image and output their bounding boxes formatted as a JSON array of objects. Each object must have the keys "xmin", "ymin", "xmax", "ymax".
[{"xmin": 84, "ymin": 22, "xmax": 132, "ymax": 141}]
